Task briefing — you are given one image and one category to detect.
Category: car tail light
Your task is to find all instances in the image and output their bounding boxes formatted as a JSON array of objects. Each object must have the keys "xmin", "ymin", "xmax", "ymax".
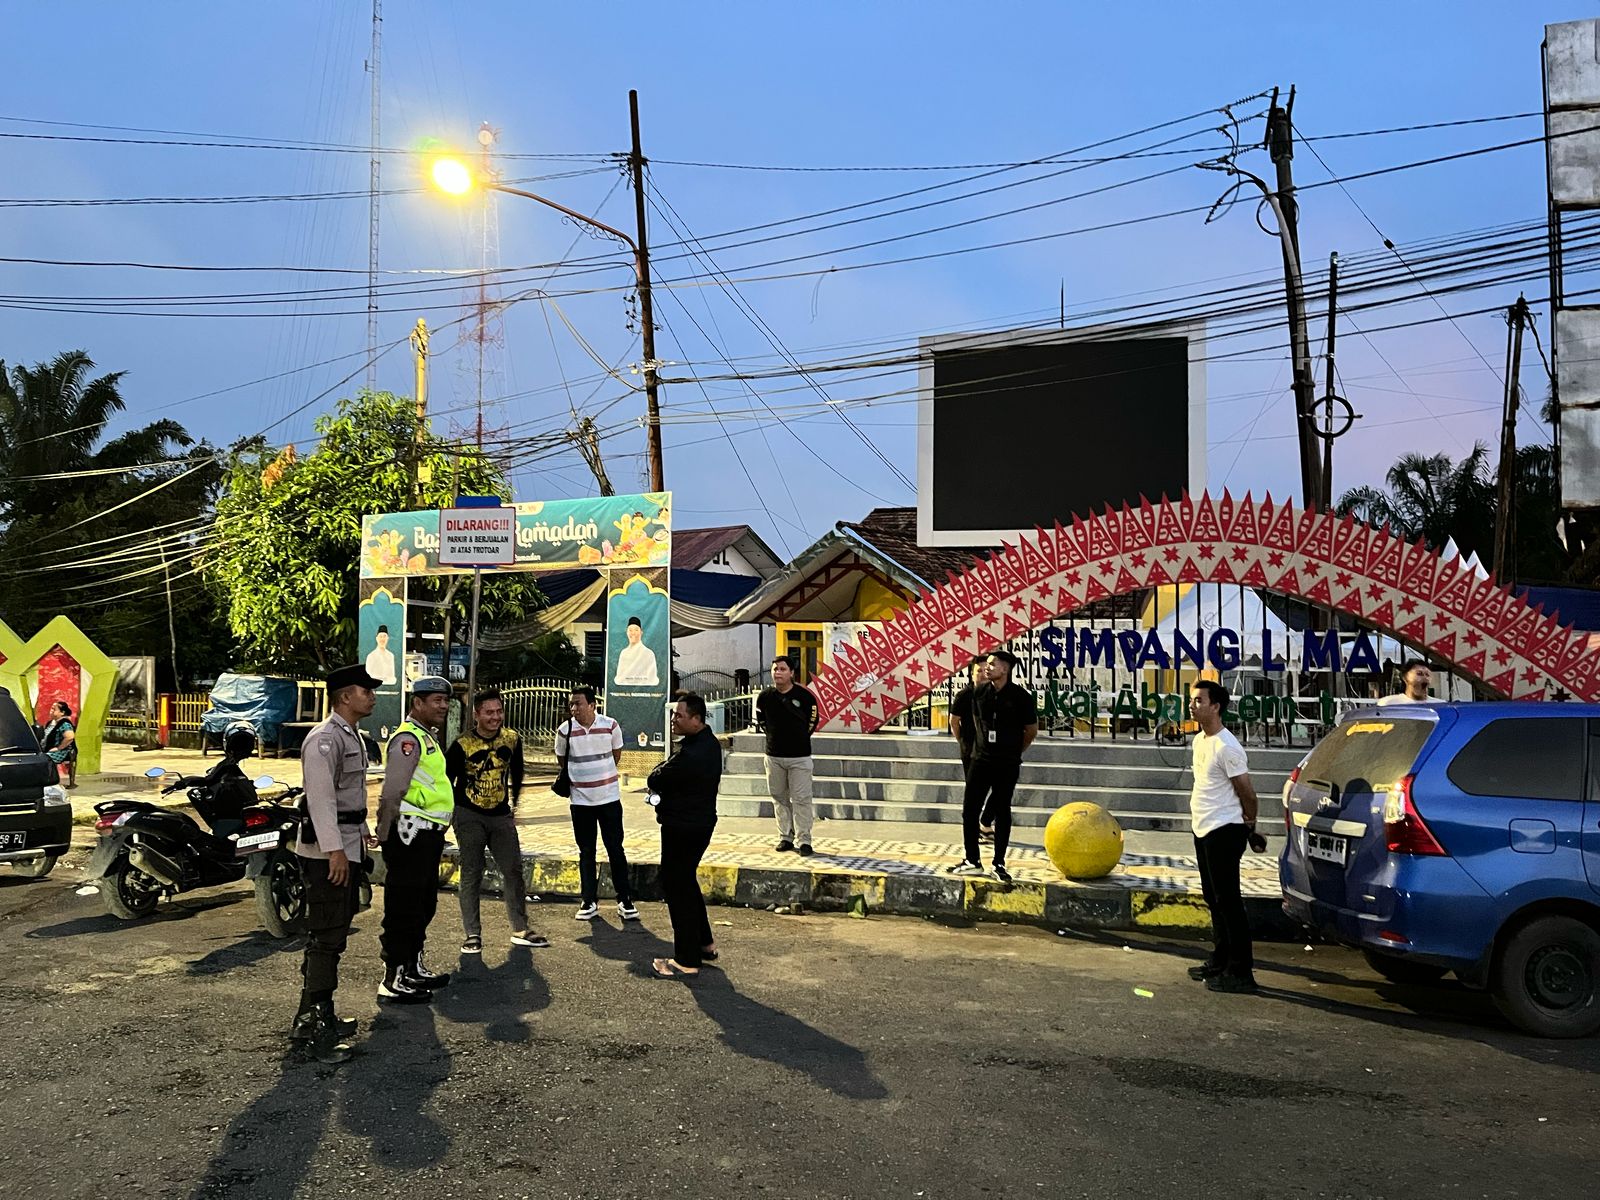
[
  {"xmin": 93, "ymin": 814, "xmax": 121, "ymax": 833},
  {"xmin": 1285, "ymin": 764, "xmax": 1302, "ymax": 837},
  {"xmin": 1383, "ymin": 775, "xmax": 1448, "ymax": 856},
  {"xmin": 243, "ymin": 810, "xmax": 273, "ymax": 829}
]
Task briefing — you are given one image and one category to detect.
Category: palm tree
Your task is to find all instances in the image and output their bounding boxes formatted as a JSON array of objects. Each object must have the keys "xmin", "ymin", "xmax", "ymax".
[
  {"xmin": 0, "ymin": 350, "xmax": 192, "ymax": 523},
  {"xmin": 1336, "ymin": 444, "xmax": 1495, "ymax": 555}
]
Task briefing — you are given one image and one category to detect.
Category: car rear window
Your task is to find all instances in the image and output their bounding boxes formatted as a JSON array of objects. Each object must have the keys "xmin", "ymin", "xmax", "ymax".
[
  {"xmin": 0, "ymin": 691, "xmax": 39, "ymax": 752},
  {"xmin": 1300, "ymin": 715, "xmax": 1435, "ymax": 795},
  {"xmin": 1446, "ymin": 717, "xmax": 1585, "ymax": 802}
]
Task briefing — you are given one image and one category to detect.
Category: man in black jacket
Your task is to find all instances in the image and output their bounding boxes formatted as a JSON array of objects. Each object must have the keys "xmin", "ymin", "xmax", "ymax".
[
  {"xmin": 647, "ymin": 693, "xmax": 722, "ymax": 979},
  {"xmin": 950, "ymin": 650, "xmax": 1038, "ymax": 883}
]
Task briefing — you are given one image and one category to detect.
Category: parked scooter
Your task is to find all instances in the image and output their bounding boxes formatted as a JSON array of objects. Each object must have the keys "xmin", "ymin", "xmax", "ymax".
[{"xmin": 235, "ymin": 775, "xmax": 371, "ymax": 937}]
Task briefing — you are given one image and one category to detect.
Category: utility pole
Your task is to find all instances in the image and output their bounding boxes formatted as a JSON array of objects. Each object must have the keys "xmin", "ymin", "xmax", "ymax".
[
  {"xmin": 409, "ymin": 317, "xmax": 429, "ymax": 504},
  {"xmin": 571, "ymin": 416, "xmax": 615, "ymax": 496},
  {"xmin": 1265, "ymin": 89, "xmax": 1323, "ymax": 509},
  {"xmin": 158, "ymin": 542, "xmax": 179, "ymax": 690},
  {"xmin": 1493, "ymin": 295, "xmax": 1531, "ymax": 583},
  {"xmin": 628, "ymin": 90, "xmax": 665, "ymax": 493},
  {"xmin": 1321, "ymin": 252, "xmax": 1339, "ymax": 510},
  {"xmin": 365, "ymin": 0, "xmax": 382, "ymax": 391}
]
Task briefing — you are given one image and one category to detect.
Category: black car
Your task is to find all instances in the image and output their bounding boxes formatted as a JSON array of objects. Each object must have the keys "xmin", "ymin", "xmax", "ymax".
[{"xmin": 0, "ymin": 687, "xmax": 71, "ymax": 878}]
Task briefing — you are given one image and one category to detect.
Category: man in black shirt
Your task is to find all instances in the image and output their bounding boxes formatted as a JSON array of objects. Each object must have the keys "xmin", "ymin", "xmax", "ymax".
[
  {"xmin": 947, "ymin": 658, "xmax": 991, "ymax": 837},
  {"xmin": 950, "ymin": 650, "xmax": 1038, "ymax": 882},
  {"xmin": 754, "ymin": 656, "xmax": 820, "ymax": 855},
  {"xmin": 648, "ymin": 693, "xmax": 723, "ymax": 979}
]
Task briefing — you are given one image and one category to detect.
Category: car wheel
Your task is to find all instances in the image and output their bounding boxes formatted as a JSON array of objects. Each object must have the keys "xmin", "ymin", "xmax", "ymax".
[
  {"xmin": 1363, "ymin": 948, "xmax": 1449, "ymax": 986},
  {"xmin": 11, "ymin": 854, "xmax": 58, "ymax": 880},
  {"xmin": 1491, "ymin": 915, "xmax": 1600, "ymax": 1038}
]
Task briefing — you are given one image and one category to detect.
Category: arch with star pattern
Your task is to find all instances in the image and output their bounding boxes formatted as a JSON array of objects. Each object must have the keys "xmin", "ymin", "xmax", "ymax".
[{"xmin": 806, "ymin": 490, "xmax": 1600, "ymax": 733}]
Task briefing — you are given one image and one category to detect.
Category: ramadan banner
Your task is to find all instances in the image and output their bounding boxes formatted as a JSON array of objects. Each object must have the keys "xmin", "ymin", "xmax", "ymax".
[
  {"xmin": 361, "ymin": 492, "xmax": 671, "ymax": 577},
  {"xmin": 357, "ymin": 579, "xmax": 406, "ymax": 746},
  {"xmin": 604, "ymin": 568, "xmax": 671, "ymax": 751}
]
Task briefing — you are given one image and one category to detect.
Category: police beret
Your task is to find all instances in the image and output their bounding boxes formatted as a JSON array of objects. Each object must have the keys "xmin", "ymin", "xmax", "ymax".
[
  {"xmin": 327, "ymin": 663, "xmax": 384, "ymax": 692},
  {"xmin": 411, "ymin": 675, "xmax": 452, "ymax": 696}
]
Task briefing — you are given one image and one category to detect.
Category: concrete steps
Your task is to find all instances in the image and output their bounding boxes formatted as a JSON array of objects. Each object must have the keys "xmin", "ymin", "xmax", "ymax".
[{"xmin": 721, "ymin": 731, "xmax": 1302, "ymax": 833}]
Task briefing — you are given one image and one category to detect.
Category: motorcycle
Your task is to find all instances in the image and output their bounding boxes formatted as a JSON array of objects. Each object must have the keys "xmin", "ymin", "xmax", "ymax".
[{"xmin": 235, "ymin": 775, "xmax": 372, "ymax": 937}]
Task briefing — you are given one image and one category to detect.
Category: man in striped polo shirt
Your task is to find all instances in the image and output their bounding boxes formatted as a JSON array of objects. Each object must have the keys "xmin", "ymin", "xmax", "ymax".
[{"xmin": 556, "ymin": 685, "xmax": 638, "ymax": 921}]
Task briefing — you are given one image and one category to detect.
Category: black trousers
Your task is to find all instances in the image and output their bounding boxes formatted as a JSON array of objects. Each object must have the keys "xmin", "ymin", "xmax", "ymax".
[
  {"xmin": 1194, "ymin": 824, "xmax": 1254, "ymax": 978},
  {"xmin": 300, "ymin": 856, "xmax": 358, "ymax": 1002},
  {"xmin": 380, "ymin": 824, "xmax": 446, "ymax": 967},
  {"xmin": 963, "ymin": 757, "xmax": 1020, "ymax": 866},
  {"xmin": 659, "ymin": 822, "xmax": 714, "ymax": 968},
  {"xmin": 571, "ymin": 801, "xmax": 633, "ymax": 904}
]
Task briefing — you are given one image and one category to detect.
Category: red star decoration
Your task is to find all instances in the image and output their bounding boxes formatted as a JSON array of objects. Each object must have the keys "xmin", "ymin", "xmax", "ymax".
[
  {"xmin": 1162, "ymin": 548, "xmax": 1180, "ymax": 564},
  {"xmin": 1197, "ymin": 544, "xmax": 1215, "ymax": 559},
  {"xmin": 1463, "ymin": 630, "xmax": 1482, "ymax": 649},
  {"xmin": 1399, "ymin": 597, "xmax": 1418, "ymax": 615},
  {"xmin": 1130, "ymin": 552, "xmax": 1147, "ymax": 568},
  {"xmin": 1098, "ymin": 559, "xmax": 1115, "ymax": 576},
  {"xmin": 1007, "ymin": 596, "xmax": 1026, "ymax": 613},
  {"xmin": 1267, "ymin": 551, "xmax": 1285, "ymax": 568},
  {"xmin": 1065, "ymin": 571, "xmax": 1081, "ymax": 588},
  {"xmin": 956, "ymin": 625, "xmax": 972, "ymax": 641},
  {"xmin": 1522, "ymin": 667, "xmax": 1542, "ymax": 685},
  {"xmin": 981, "ymin": 611, "xmax": 1000, "ymax": 627},
  {"xmin": 1036, "ymin": 581, "xmax": 1054, "ymax": 603},
  {"xmin": 1365, "ymin": 583, "xmax": 1385, "ymax": 601},
  {"xmin": 1492, "ymin": 647, "xmax": 1511, "ymax": 666},
  {"xmin": 1334, "ymin": 570, "xmax": 1353, "ymax": 588},
  {"xmin": 839, "ymin": 711, "xmax": 856, "ymax": 727},
  {"xmin": 1231, "ymin": 546, "xmax": 1249, "ymax": 562}
]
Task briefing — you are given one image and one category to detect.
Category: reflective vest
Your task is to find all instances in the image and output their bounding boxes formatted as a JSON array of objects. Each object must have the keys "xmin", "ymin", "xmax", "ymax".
[{"xmin": 389, "ymin": 718, "xmax": 453, "ymax": 825}]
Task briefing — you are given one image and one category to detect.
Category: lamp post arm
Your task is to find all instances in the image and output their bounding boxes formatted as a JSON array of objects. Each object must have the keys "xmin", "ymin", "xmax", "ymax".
[{"xmin": 486, "ymin": 182, "xmax": 637, "ymax": 255}]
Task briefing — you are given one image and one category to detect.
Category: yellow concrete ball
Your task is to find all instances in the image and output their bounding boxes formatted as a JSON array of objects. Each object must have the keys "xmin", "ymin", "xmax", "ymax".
[{"xmin": 1044, "ymin": 802, "xmax": 1124, "ymax": 879}]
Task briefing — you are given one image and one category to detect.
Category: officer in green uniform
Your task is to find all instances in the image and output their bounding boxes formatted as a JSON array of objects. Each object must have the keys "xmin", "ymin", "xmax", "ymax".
[{"xmin": 374, "ymin": 675, "xmax": 456, "ymax": 1003}]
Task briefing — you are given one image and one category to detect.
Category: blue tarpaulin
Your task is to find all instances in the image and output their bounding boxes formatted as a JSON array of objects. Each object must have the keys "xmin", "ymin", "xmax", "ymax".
[{"xmin": 201, "ymin": 674, "xmax": 299, "ymax": 744}]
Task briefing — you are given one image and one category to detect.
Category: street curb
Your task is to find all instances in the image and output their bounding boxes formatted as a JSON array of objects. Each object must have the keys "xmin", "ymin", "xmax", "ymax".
[{"xmin": 371, "ymin": 846, "xmax": 1294, "ymax": 939}]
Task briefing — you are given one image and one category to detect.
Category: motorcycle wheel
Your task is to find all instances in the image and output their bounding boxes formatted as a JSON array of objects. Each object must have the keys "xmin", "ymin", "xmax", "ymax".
[
  {"xmin": 254, "ymin": 851, "xmax": 308, "ymax": 939},
  {"xmin": 100, "ymin": 857, "xmax": 161, "ymax": 920}
]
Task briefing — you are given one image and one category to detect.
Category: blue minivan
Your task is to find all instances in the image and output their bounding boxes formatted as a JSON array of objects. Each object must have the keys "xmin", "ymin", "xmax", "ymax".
[{"xmin": 1280, "ymin": 702, "xmax": 1600, "ymax": 1038}]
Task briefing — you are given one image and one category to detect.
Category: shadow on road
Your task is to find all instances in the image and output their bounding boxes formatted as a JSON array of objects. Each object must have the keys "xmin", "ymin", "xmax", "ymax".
[
  {"xmin": 340, "ymin": 1003, "xmax": 453, "ymax": 1169},
  {"xmin": 434, "ymin": 945, "xmax": 552, "ymax": 1044},
  {"xmin": 25, "ymin": 893, "xmax": 244, "ymax": 938},
  {"xmin": 190, "ymin": 1051, "xmax": 339, "ymax": 1200},
  {"xmin": 186, "ymin": 929, "xmax": 302, "ymax": 976},
  {"xmin": 581, "ymin": 919, "xmax": 890, "ymax": 1100}
]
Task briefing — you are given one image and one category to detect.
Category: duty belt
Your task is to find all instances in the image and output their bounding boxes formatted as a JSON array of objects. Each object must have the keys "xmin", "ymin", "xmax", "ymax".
[{"xmin": 336, "ymin": 810, "xmax": 367, "ymax": 825}]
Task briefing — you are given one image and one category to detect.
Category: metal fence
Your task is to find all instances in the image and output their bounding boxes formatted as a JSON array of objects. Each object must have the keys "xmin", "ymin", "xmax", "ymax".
[{"xmin": 497, "ymin": 676, "xmax": 586, "ymax": 760}]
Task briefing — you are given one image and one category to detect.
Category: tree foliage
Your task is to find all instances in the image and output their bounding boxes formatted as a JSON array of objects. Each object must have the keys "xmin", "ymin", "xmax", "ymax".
[{"xmin": 205, "ymin": 391, "xmax": 544, "ymax": 673}]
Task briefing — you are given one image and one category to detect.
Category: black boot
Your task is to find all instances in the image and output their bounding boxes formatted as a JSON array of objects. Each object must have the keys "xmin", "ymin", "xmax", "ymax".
[
  {"xmin": 292, "ymin": 1003, "xmax": 352, "ymax": 1065},
  {"xmin": 407, "ymin": 950, "xmax": 450, "ymax": 990},
  {"xmin": 291, "ymin": 996, "xmax": 356, "ymax": 1041},
  {"xmin": 378, "ymin": 962, "xmax": 432, "ymax": 1005}
]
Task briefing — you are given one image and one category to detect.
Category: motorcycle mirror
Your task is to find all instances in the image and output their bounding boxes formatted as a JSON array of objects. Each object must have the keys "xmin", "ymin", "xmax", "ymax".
[
  {"xmin": 144, "ymin": 766, "xmax": 167, "ymax": 778},
  {"xmin": 253, "ymin": 775, "xmax": 276, "ymax": 789}
]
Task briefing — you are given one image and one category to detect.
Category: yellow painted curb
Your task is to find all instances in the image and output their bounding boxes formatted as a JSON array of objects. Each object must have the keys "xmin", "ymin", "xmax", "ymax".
[
  {"xmin": 1130, "ymin": 891, "xmax": 1212, "ymax": 928},
  {"xmin": 697, "ymin": 863, "xmax": 739, "ymax": 901},
  {"xmin": 529, "ymin": 860, "xmax": 584, "ymax": 894},
  {"xmin": 814, "ymin": 872, "xmax": 886, "ymax": 908},
  {"xmin": 965, "ymin": 881, "xmax": 1046, "ymax": 918}
]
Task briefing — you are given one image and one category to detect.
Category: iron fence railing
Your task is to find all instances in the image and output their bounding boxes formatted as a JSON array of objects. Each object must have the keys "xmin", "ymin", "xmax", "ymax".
[{"xmin": 497, "ymin": 675, "xmax": 588, "ymax": 759}]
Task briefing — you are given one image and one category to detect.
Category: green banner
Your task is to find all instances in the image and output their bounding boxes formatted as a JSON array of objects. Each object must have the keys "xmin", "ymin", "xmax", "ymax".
[
  {"xmin": 605, "ymin": 568, "xmax": 671, "ymax": 751},
  {"xmin": 361, "ymin": 492, "xmax": 671, "ymax": 577}
]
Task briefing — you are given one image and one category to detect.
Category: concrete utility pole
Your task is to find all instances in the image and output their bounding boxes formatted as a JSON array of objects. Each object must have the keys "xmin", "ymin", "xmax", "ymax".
[
  {"xmin": 1493, "ymin": 295, "xmax": 1531, "ymax": 583},
  {"xmin": 365, "ymin": 0, "xmax": 382, "ymax": 391},
  {"xmin": 1265, "ymin": 90, "xmax": 1324, "ymax": 510},
  {"xmin": 1321, "ymin": 252, "xmax": 1339, "ymax": 510},
  {"xmin": 628, "ymin": 90, "xmax": 665, "ymax": 493},
  {"xmin": 409, "ymin": 317, "xmax": 429, "ymax": 504}
]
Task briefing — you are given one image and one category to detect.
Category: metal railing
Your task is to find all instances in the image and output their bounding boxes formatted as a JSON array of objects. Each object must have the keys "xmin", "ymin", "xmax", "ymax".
[{"xmin": 496, "ymin": 675, "xmax": 589, "ymax": 759}]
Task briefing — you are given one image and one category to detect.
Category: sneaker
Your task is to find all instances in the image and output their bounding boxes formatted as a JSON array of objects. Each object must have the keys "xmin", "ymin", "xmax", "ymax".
[
  {"xmin": 575, "ymin": 901, "xmax": 600, "ymax": 920},
  {"xmin": 524, "ymin": 892, "xmax": 542, "ymax": 904},
  {"xmin": 797, "ymin": 843, "xmax": 814, "ymax": 857},
  {"xmin": 461, "ymin": 934, "xmax": 483, "ymax": 955},
  {"xmin": 948, "ymin": 861, "xmax": 985, "ymax": 876},
  {"xmin": 1187, "ymin": 963, "xmax": 1222, "ymax": 981},
  {"xmin": 992, "ymin": 863, "xmax": 1012, "ymax": 883},
  {"xmin": 618, "ymin": 901, "xmax": 640, "ymax": 921},
  {"xmin": 409, "ymin": 952, "xmax": 450, "ymax": 989},
  {"xmin": 1204, "ymin": 973, "xmax": 1259, "ymax": 995},
  {"xmin": 510, "ymin": 931, "xmax": 551, "ymax": 948},
  {"xmin": 378, "ymin": 966, "xmax": 432, "ymax": 1005},
  {"xmin": 774, "ymin": 840, "xmax": 796, "ymax": 853}
]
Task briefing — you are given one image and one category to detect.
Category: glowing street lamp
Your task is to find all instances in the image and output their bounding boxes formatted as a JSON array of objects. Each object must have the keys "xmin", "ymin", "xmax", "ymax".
[{"xmin": 430, "ymin": 156, "xmax": 474, "ymax": 196}]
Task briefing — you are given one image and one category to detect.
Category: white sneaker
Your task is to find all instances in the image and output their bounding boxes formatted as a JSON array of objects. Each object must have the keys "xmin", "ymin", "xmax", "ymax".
[
  {"xmin": 618, "ymin": 900, "xmax": 640, "ymax": 921},
  {"xmin": 575, "ymin": 901, "xmax": 600, "ymax": 920},
  {"xmin": 948, "ymin": 861, "xmax": 985, "ymax": 877}
]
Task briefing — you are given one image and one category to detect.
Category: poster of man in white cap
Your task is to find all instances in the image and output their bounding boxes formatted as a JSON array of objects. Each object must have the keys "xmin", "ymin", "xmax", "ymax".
[{"xmin": 605, "ymin": 569, "xmax": 670, "ymax": 749}]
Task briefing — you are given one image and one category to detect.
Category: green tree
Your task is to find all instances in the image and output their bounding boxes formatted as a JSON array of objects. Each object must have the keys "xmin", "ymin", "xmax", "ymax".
[{"xmin": 205, "ymin": 390, "xmax": 543, "ymax": 673}]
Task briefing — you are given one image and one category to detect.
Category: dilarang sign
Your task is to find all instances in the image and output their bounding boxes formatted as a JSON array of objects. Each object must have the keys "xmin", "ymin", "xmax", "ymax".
[{"xmin": 1041, "ymin": 625, "xmax": 1386, "ymax": 674}]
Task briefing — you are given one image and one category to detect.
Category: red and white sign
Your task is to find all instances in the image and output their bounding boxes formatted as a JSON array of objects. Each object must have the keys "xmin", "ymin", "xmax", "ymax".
[{"xmin": 438, "ymin": 507, "xmax": 516, "ymax": 567}]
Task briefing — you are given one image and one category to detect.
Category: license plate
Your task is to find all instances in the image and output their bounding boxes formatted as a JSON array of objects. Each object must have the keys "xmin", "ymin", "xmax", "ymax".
[
  {"xmin": 1306, "ymin": 831, "xmax": 1348, "ymax": 865},
  {"xmin": 0, "ymin": 830, "xmax": 24, "ymax": 850},
  {"xmin": 235, "ymin": 832, "xmax": 280, "ymax": 851}
]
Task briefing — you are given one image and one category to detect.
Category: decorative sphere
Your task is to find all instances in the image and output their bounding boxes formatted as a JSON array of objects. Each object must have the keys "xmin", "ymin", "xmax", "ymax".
[{"xmin": 1044, "ymin": 802, "xmax": 1124, "ymax": 879}]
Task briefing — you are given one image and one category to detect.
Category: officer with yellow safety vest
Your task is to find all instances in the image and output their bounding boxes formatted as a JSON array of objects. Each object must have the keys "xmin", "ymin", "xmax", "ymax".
[{"xmin": 373, "ymin": 675, "xmax": 456, "ymax": 1004}]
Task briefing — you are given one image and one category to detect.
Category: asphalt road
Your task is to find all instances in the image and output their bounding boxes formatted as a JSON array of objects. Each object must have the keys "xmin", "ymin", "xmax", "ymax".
[{"xmin": 1, "ymin": 848, "xmax": 1596, "ymax": 1200}]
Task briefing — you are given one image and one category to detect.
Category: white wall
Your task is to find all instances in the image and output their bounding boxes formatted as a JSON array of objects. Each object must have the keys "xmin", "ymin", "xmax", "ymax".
[
  {"xmin": 697, "ymin": 544, "xmax": 759, "ymax": 576},
  {"xmin": 674, "ymin": 623, "xmax": 767, "ymax": 688}
]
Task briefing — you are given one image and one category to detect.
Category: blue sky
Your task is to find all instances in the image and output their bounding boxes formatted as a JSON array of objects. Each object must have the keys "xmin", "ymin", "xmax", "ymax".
[{"xmin": 3, "ymin": 2, "xmax": 1593, "ymax": 559}]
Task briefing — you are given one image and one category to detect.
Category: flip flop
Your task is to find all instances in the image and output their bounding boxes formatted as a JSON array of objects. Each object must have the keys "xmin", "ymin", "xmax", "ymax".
[
  {"xmin": 700, "ymin": 949, "xmax": 720, "ymax": 963},
  {"xmin": 650, "ymin": 957, "xmax": 699, "ymax": 980}
]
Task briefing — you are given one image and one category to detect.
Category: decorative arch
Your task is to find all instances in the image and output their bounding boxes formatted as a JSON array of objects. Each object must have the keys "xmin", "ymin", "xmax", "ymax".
[{"xmin": 808, "ymin": 491, "xmax": 1600, "ymax": 733}]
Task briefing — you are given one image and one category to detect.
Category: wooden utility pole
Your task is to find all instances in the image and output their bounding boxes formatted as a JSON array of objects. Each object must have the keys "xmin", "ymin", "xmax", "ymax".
[
  {"xmin": 1321, "ymin": 252, "xmax": 1339, "ymax": 510},
  {"xmin": 1493, "ymin": 295, "xmax": 1531, "ymax": 582},
  {"xmin": 628, "ymin": 90, "xmax": 665, "ymax": 493},
  {"xmin": 1266, "ymin": 89, "xmax": 1323, "ymax": 510}
]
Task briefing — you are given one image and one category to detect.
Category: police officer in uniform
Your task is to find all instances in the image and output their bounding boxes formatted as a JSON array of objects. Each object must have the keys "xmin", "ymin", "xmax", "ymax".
[
  {"xmin": 292, "ymin": 663, "xmax": 382, "ymax": 1065},
  {"xmin": 374, "ymin": 675, "xmax": 456, "ymax": 1003}
]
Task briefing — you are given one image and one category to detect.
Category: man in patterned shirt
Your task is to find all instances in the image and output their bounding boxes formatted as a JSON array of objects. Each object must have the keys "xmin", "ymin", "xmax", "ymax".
[
  {"xmin": 445, "ymin": 688, "xmax": 549, "ymax": 954},
  {"xmin": 556, "ymin": 685, "xmax": 637, "ymax": 921}
]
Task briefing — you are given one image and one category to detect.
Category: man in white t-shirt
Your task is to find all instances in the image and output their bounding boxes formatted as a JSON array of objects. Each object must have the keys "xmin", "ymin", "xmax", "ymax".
[
  {"xmin": 1376, "ymin": 658, "xmax": 1447, "ymax": 706},
  {"xmin": 1187, "ymin": 680, "xmax": 1261, "ymax": 995},
  {"xmin": 555, "ymin": 685, "xmax": 638, "ymax": 921}
]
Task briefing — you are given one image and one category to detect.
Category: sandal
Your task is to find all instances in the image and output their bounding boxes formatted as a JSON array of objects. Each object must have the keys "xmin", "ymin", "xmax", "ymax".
[
  {"xmin": 700, "ymin": 948, "xmax": 720, "ymax": 963},
  {"xmin": 650, "ymin": 957, "xmax": 699, "ymax": 979}
]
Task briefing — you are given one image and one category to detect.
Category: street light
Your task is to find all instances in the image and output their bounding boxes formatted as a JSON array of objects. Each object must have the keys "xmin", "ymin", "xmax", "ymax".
[{"xmin": 426, "ymin": 151, "xmax": 664, "ymax": 493}]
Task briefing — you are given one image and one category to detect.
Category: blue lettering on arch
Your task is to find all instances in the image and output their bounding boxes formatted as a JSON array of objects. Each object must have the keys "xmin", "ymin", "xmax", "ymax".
[
  {"xmin": 1039, "ymin": 626, "xmax": 1064, "ymax": 670},
  {"xmin": 1116, "ymin": 630, "xmax": 1144, "ymax": 671},
  {"xmin": 1346, "ymin": 631, "xmax": 1380, "ymax": 673},
  {"xmin": 1208, "ymin": 628, "xmax": 1241, "ymax": 671},
  {"xmin": 1078, "ymin": 628, "xmax": 1117, "ymax": 669},
  {"xmin": 1171, "ymin": 629, "xmax": 1205, "ymax": 669},
  {"xmin": 1135, "ymin": 629, "xmax": 1172, "ymax": 671},
  {"xmin": 1303, "ymin": 630, "xmax": 1342, "ymax": 670}
]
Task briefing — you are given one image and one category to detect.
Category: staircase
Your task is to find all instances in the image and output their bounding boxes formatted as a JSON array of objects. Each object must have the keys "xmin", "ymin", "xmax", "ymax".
[{"xmin": 720, "ymin": 731, "xmax": 1301, "ymax": 833}]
